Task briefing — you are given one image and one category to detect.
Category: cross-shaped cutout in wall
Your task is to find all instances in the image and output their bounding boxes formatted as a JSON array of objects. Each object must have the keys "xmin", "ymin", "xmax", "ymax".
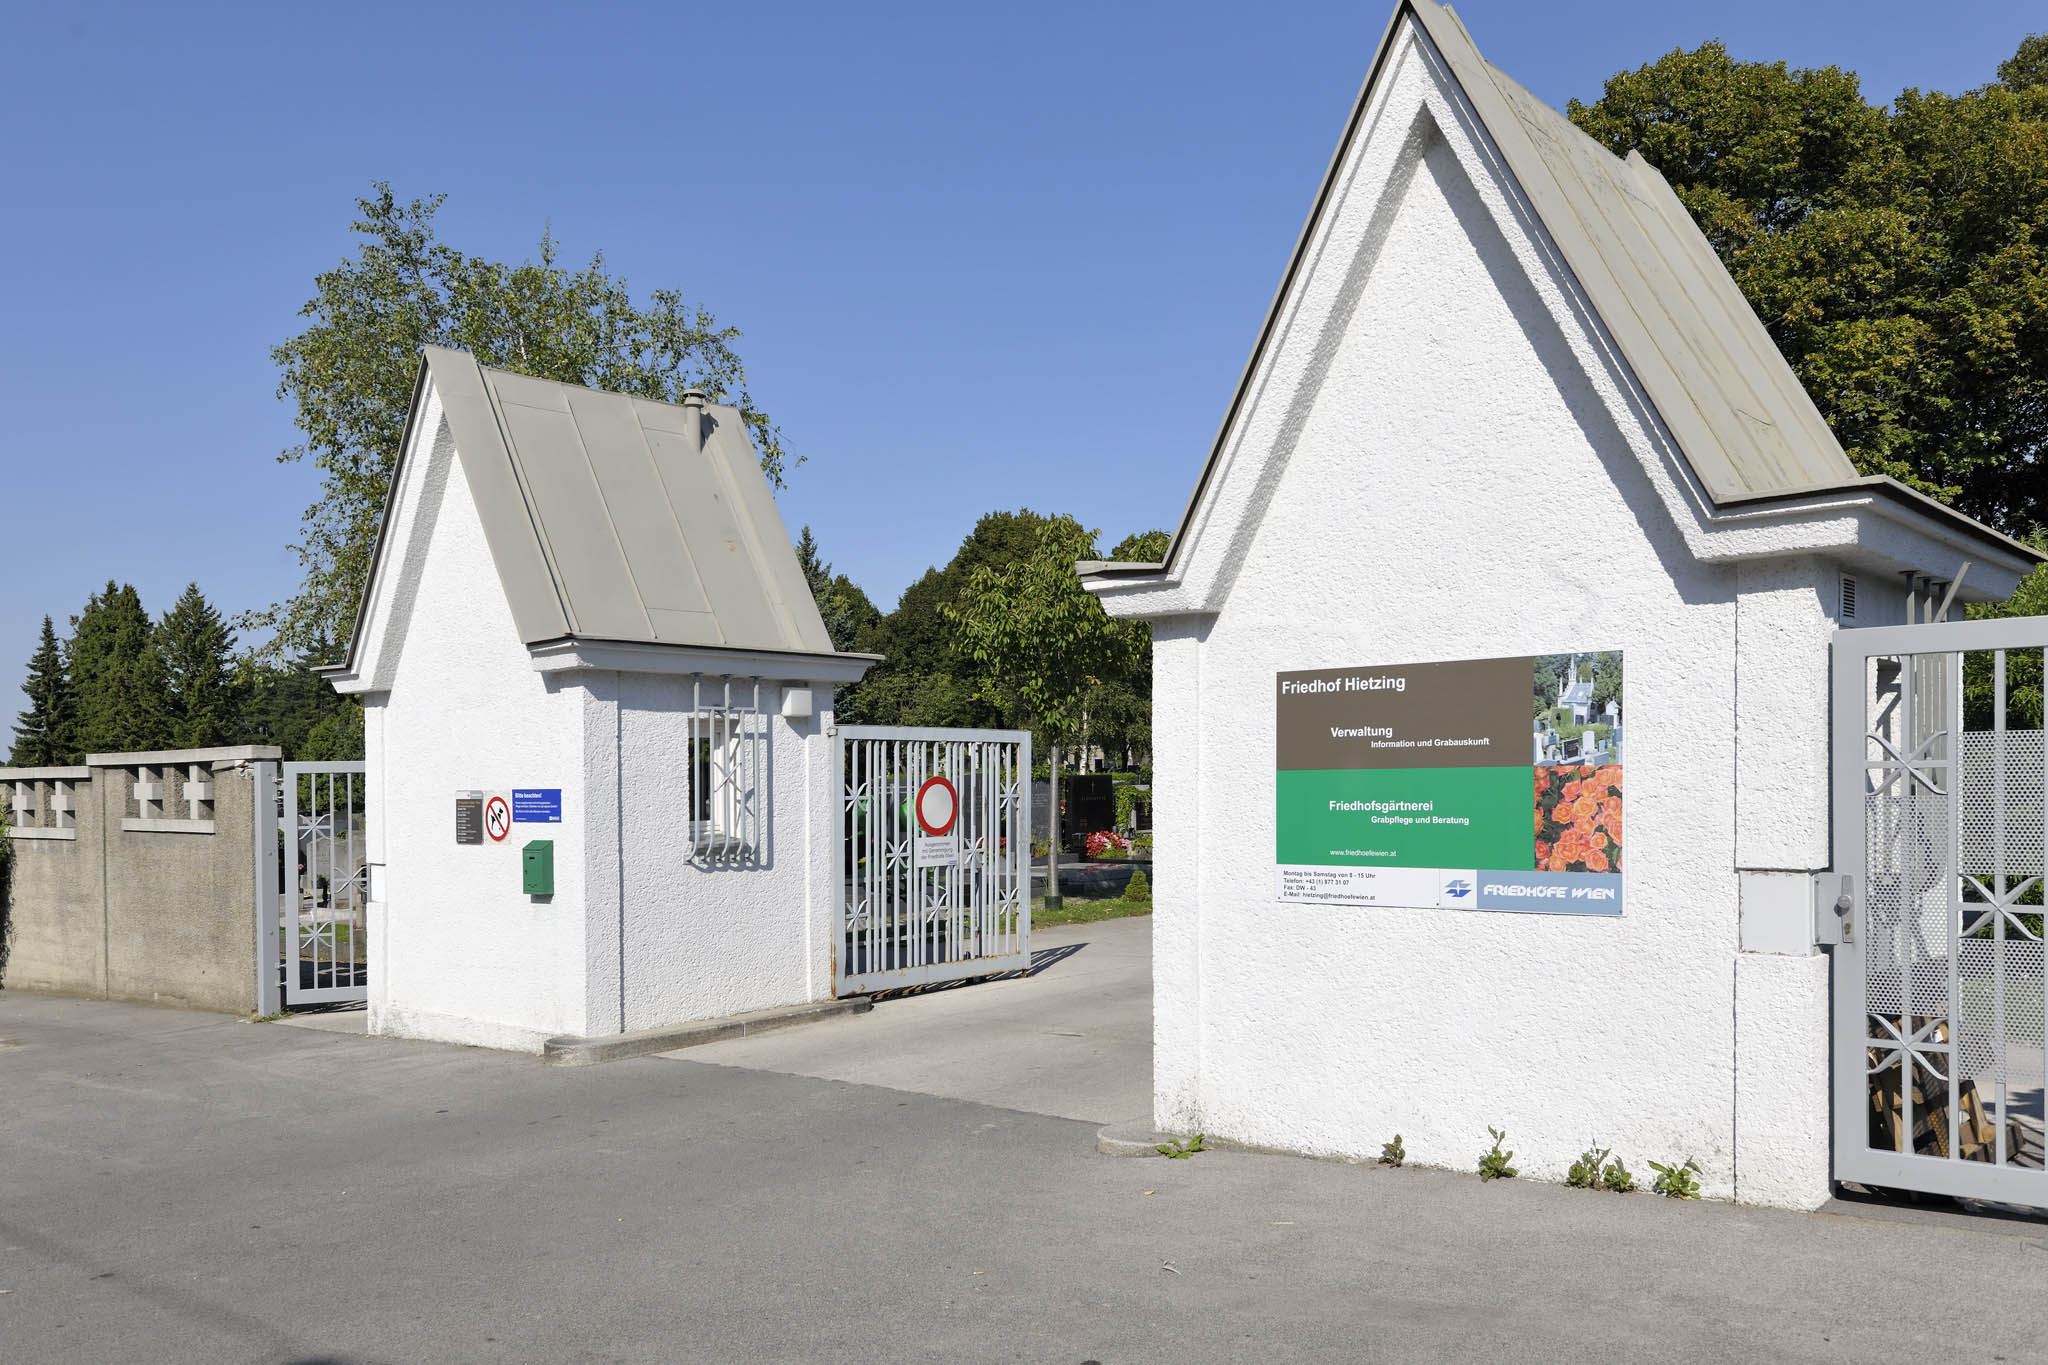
[
  {"xmin": 132, "ymin": 768, "xmax": 162, "ymax": 820},
  {"xmin": 10, "ymin": 780, "xmax": 34, "ymax": 827},
  {"xmin": 183, "ymin": 764, "xmax": 213, "ymax": 821}
]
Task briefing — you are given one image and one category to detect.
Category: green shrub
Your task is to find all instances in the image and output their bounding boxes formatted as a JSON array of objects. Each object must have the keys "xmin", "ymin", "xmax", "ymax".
[{"xmin": 1123, "ymin": 869, "xmax": 1150, "ymax": 903}]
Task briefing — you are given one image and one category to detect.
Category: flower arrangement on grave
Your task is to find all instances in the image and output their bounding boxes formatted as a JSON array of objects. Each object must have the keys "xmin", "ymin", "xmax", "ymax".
[
  {"xmin": 1085, "ymin": 830, "xmax": 1133, "ymax": 860},
  {"xmin": 1533, "ymin": 764, "xmax": 1622, "ymax": 874}
]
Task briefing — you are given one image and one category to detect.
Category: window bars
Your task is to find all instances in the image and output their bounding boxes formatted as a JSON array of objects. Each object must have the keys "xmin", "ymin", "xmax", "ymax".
[{"xmin": 686, "ymin": 676, "xmax": 767, "ymax": 868}]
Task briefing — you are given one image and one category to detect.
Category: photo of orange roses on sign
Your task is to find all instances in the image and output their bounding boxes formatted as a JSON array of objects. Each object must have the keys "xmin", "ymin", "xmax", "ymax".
[{"xmin": 1534, "ymin": 764, "xmax": 1621, "ymax": 874}]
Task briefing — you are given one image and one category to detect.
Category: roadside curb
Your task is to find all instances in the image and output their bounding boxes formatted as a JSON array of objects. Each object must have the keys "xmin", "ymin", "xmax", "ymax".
[
  {"xmin": 1097, "ymin": 1116, "xmax": 1181, "ymax": 1157},
  {"xmin": 543, "ymin": 997, "xmax": 873, "ymax": 1067}
]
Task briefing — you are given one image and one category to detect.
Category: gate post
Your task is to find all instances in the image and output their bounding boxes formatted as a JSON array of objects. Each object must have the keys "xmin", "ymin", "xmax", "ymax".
[{"xmin": 253, "ymin": 760, "xmax": 281, "ymax": 1016}]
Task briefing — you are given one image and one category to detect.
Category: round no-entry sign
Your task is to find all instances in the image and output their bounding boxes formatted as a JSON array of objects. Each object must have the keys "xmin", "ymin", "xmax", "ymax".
[
  {"xmin": 485, "ymin": 795, "xmax": 512, "ymax": 842},
  {"xmin": 914, "ymin": 776, "xmax": 958, "ymax": 837}
]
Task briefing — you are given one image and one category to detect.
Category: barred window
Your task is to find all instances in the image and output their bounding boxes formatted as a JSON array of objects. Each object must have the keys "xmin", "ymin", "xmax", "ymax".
[{"xmin": 686, "ymin": 678, "xmax": 767, "ymax": 867}]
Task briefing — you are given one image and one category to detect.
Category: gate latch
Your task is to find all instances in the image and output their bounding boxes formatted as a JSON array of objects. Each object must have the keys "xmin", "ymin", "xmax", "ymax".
[{"xmin": 1814, "ymin": 874, "xmax": 1854, "ymax": 946}]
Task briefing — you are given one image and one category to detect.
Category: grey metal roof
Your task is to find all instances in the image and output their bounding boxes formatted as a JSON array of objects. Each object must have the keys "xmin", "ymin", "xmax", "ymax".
[
  {"xmin": 1425, "ymin": 4, "xmax": 1860, "ymax": 500},
  {"xmin": 1155, "ymin": 0, "xmax": 1992, "ymax": 574},
  {"xmin": 420, "ymin": 345, "xmax": 837, "ymax": 656}
]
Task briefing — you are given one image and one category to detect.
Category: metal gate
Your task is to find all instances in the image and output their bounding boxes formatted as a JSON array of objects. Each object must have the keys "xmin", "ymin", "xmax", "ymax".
[
  {"xmin": 836, "ymin": 726, "xmax": 1031, "ymax": 995},
  {"xmin": 1834, "ymin": 618, "xmax": 2048, "ymax": 1202},
  {"xmin": 265, "ymin": 761, "xmax": 369, "ymax": 1007}
]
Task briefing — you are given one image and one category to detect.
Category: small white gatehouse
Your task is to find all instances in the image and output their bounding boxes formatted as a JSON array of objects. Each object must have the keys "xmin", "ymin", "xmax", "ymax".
[
  {"xmin": 1082, "ymin": 1, "xmax": 2043, "ymax": 1208},
  {"xmin": 323, "ymin": 347, "xmax": 875, "ymax": 1052}
]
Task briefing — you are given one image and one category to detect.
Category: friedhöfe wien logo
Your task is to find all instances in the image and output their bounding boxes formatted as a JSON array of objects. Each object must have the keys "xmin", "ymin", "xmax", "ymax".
[{"xmin": 1443, "ymin": 879, "xmax": 1473, "ymax": 899}]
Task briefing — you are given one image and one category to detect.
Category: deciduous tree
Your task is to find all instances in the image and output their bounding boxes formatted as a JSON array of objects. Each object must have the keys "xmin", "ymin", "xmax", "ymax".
[
  {"xmin": 1569, "ymin": 34, "xmax": 2048, "ymax": 532},
  {"xmin": 251, "ymin": 184, "xmax": 789, "ymax": 660},
  {"xmin": 945, "ymin": 516, "xmax": 1139, "ymax": 904}
]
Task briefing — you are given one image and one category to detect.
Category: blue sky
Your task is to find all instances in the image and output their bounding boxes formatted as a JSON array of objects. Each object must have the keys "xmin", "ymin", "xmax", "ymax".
[{"xmin": 1, "ymin": 1, "xmax": 2039, "ymax": 685}]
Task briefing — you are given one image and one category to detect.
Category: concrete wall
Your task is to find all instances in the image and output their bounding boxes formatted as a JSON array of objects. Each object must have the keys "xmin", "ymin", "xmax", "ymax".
[
  {"xmin": 3, "ymin": 754, "xmax": 270, "ymax": 1014},
  {"xmin": 364, "ymin": 408, "xmax": 839, "ymax": 1052},
  {"xmin": 1135, "ymin": 28, "xmax": 1844, "ymax": 1208}
]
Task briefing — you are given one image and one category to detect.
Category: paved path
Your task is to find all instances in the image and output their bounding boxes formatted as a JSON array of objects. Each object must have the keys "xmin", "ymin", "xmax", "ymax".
[
  {"xmin": 681, "ymin": 916, "xmax": 1153, "ymax": 1123},
  {"xmin": 9, "ymin": 960, "xmax": 2048, "ymax": 1361}
]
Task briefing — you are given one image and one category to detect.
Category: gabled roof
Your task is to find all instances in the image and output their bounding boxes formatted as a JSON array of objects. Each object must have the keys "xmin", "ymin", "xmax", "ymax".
[
  {"xmin": 336, "ymin": 346, "xmax": 848, "ymax": 677},
  {"xmin": 1111, "ymin": 1, "xmax": 2038, "ymax": 586}
]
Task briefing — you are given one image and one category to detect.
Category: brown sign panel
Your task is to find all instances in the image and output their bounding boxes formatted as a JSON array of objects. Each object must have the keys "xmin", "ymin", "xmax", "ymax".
[{"xmin": 1276, "ymin": 655, "xmax": 1532, "ymax": 771}]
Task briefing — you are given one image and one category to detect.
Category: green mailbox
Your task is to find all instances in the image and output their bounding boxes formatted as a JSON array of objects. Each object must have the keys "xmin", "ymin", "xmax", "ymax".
[{"xmin": 522, "ymin": 839, "xmax": 554, "ymax": 895}]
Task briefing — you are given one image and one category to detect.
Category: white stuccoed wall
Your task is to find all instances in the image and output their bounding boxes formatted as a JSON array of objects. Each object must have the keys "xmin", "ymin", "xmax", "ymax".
[
  {"xmin": 366, "ymin": 411, "xmax": 589, "ymax": 1052},
  {"xmin": 1140, "ymin": 25, "xmax": 1846, "ymax": 1207},
  {"xmin": 362, "ymin": 399, "xmax": 838, "ymax": 1050}
]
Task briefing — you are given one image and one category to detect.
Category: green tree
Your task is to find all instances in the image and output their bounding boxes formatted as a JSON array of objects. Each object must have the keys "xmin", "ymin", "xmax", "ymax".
[
  {"xmin": 858, "ymin": 510, "xmax": 1054, "ymax": 730},
  {"xmin": 1569, "ymin": 34, "xmax": 2048, "ymax": 532},
  {"xmin": 945, "ymin": 516, "xmax": 1139, "ymax": 905},
  {"xmin": 10, "ymin": 616, "xmax": 75, "ymax": 765},
  {"xmin": 158, "ymin": 584, "xmax": 240, "ymax": 748},
  {"xmin": 1082, "ymin": 530, "xmax": 1172, "ymax": 770},
  {"xmin": 251, "ymin": 184, "xmax": 790, "ymax": 661},
  {"xmin": 235, "ymin": 657, "xmax": 364, "ymax": 761},
  {"xmin": 67, "ymin": 582, "xmax": 169, "ymax": 756},
  {"xmin": 794, "ymin": 526, "xmax": 884, "ymax": 721}
]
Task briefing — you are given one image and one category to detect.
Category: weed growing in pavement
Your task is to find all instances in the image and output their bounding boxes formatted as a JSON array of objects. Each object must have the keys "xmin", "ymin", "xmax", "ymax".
[
  {"xmin": 1379, "ymin": 1134, "xmax": 1406, "ymax": 1167},
  {"xmin": 1157, "ymin": 1133, "xmax": 1206, "ymax": 1160},
  {"xmin": 1565, "ymin": 1144, "xmax": 1610, "ymax": 1188},
  {"xmin": 1478, "ymin": 1126, "xmax": 1518, "ymax": 1181},
  {"xmin": 1649, "ymin": 1157, "xmax": 1703, "ymax": 1199},
  {"xmin": 1601, "ymin": 1156, "xmax": 1637, "ymax": 1192}
]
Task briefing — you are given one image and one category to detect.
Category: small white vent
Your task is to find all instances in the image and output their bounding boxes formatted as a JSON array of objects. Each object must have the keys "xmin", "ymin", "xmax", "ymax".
[{"xmin": 1840, "ymin": 575, "xmax": 1858, "ymax": 619}]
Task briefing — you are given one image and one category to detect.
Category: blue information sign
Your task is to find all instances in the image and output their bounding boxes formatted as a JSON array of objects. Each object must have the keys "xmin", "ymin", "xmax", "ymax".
[{"xmin": 512, "ymin": 789, "xmax": 562, "ymax": 823}]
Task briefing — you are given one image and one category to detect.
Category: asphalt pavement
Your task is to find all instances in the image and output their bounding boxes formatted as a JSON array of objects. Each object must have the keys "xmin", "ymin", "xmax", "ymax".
[{"xmin": 7, "ymin": 916, "xmax": 2048, "ymax": 1362}]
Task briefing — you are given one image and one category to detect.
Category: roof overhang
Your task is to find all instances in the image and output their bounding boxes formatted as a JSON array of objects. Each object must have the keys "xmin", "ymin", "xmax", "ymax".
[
  {"xmin": 1083, "ymin": 473, "xmax": 2043, "ymax": 620},
  {"xmin": 525, "ymin": 638, "xmax": 881, "ymax": 684}
]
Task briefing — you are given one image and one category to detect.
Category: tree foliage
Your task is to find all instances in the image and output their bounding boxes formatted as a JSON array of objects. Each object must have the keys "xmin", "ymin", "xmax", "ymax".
[
  {"xmin": 68, "ymin": 582, "xmax": 168, "ymax": 756},
  {"xmin": 159, "ymin": 583, "xmax": 239, "ymax": 748},
  {"xmin": 1569, "ymin": 34, "xmax": 2048, "ymax": 531},
  {"xmin": 9, "ymin": 617, "xmax": 74, "ymax": 766},
  {"xmin": 943, "ymin": 516, "xmax": 1139, "ymax": 747},
  {"xmin": 795, "ymin": 526, "xmax": 884, "ymax": 720},
  {"xmin": 251, "ymin": 184, "xmax": 789, "ymax": 660}
]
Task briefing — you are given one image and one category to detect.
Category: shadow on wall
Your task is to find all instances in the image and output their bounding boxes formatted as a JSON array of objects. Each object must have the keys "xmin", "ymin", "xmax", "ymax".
[{"xmin": 867, "ymin": 941, "xmax": 1090, "ymax": 1001}]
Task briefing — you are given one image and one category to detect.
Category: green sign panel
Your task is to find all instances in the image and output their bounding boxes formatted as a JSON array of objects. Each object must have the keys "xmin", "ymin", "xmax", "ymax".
[{"xmin": 1275, "ymin": 652, "xmax": 1624, "ymax": 915}]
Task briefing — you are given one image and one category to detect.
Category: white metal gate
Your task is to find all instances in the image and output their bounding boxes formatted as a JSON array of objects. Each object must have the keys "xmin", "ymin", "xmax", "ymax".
[
  {"xmin": 1834, "ymin": 618, "xmax": 2048, "ymax": 1203},
  {"xmin": 264, "ymin": 761, "xmax": 369, "ymax": 1007},
  {"xmin": 836, "ymin": 726, "xmax": 1031, "ymax": 995}
]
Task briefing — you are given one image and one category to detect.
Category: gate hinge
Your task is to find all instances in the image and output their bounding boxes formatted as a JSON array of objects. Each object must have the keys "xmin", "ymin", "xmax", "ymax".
[{"xmin": 1814, "ymin": 873, "xmax": 1854, "ymax": 946}]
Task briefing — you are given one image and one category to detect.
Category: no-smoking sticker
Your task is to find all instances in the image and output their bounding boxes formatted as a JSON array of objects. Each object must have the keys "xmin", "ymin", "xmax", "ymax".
[{"xmin": 485, "ymin": 795, "xmax": 512, "ymax": 842}]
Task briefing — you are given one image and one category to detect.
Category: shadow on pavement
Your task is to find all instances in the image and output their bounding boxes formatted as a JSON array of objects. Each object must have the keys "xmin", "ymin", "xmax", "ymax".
[{"xmin": 869, "ymin": 941, "xmax": 1088, "ymax": 1001}]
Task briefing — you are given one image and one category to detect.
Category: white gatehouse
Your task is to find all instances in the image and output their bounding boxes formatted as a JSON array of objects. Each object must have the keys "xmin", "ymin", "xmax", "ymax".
[
  {"xmin": 1082, "ymin": 0, "xmax": 2043, "ymax": 1209},
  {"xmin": 324, "ymin": 348, "xmax": 880, "ymax": 1051}
]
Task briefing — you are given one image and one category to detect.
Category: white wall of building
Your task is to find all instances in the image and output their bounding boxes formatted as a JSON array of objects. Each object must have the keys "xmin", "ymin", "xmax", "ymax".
[
  {"xmin": 365, "ymin": 411, "xmax": 590, "ymax": 1052},
  {"xmin": 1140, "ymin": 27, "xmax": 1844, "ymax": 1206}
]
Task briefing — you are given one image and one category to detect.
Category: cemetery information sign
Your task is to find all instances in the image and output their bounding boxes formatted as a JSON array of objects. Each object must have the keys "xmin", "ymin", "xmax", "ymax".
[{"xmin": 1275, "ymin": 653, "xmax": 1623, "ymax": 915}]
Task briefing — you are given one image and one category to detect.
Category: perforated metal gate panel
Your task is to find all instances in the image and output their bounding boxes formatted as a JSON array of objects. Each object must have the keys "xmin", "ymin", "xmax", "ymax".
[{"xmin": 1835, "ymin": 622, "xmax": 2048, "ymax": 1202}]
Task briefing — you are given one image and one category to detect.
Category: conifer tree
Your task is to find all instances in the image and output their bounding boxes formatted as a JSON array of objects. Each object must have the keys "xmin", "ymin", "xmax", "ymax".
[
  {"xmin": 67, "ymin": 582, "xmax": 170, "ymax": 755},
  {"xmin": 9, "ymin": 616, "xmax": 75, "ymax": 765},
  {"xmin": 158, "ymin": 584, "xmax": 240, "ymax": 748}
]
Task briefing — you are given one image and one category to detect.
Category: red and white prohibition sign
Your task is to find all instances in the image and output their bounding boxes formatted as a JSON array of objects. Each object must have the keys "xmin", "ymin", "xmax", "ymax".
[
  {"xmin": 914, "ymin": 776, "xmax": 958, "ymax": 837},
  {"xmin": 484, "ymin": 795, "xmax": 512, "ymax": 842}
]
